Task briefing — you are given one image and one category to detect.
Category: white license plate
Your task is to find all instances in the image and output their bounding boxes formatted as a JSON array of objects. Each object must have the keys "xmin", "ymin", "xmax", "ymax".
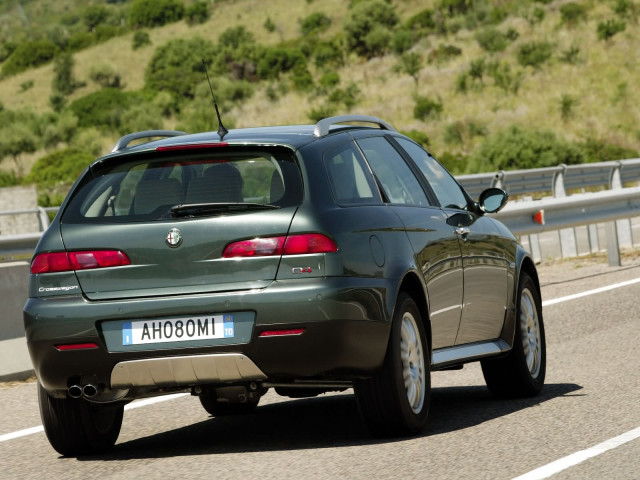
[{"xmin": 122, "ymin": 314, "xmax": 234, "ymax": 345}]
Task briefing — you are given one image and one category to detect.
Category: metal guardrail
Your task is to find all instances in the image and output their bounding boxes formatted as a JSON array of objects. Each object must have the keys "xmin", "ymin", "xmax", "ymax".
[{"xmin": 2, "ymin": 160, "xmax": 640, "ymax": 265}]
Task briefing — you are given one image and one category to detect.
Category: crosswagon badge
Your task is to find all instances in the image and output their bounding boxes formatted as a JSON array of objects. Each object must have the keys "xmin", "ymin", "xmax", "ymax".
[{"xmin": 166, "ymin": 228, "xmax": 183, "ymax": 248}]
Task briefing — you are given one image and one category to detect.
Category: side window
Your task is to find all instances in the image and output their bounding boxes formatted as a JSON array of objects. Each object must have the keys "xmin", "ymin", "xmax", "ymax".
[
  {"xmin": 396, "ymin": 137, "xmax": 468, "ymax": 210},
  {"xmin": 357, "ymin": 136, "xmax": 429, "ymax": 206},
  {"xmin": 324, "ymin": 143, "xmax": 381, "ymax": 205}
]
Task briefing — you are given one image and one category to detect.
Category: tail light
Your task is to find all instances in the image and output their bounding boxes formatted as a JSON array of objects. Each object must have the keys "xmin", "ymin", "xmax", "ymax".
[
  {"xmin": 223, "ymin": 234, "xmax": 337, "ymax": 258},
  {"xmin": 31, "ymin": 250, "xmax": 130, "ymax": 274}
]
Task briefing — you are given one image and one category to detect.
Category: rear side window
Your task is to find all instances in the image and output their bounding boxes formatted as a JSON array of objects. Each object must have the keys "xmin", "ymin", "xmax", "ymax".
[
  {"xmin": 323, "ymin": 143, "xmax": 381, "ymax": 205},
  {"xmin": 62, "ymin": 147, "xmax": 303, "ymax": 223},
  {"xmin": 357, "ymin": 136, "xmax": 430, "ymax": 206}
]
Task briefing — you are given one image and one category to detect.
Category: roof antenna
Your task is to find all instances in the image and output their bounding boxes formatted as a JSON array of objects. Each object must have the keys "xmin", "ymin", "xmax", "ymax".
[{"xmin": 202, "ymin": 59, "xmax": 228, "ymax": 140}]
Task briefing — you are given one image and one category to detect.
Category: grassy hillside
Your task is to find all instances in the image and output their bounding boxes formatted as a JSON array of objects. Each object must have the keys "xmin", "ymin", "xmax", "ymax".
[{"xmin": 1, "ymin": 0, "xmax": 639, "ymax": 194}]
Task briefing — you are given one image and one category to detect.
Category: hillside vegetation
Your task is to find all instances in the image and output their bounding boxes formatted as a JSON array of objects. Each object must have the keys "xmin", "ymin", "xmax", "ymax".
[{"xmin": 1, "ymin": 0, "xmax": 639, "ymax": 205}]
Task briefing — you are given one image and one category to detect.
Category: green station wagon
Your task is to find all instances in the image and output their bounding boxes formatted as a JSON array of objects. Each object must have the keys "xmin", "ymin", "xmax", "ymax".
[{"xmin": 24, "ymin": 115, "xmax": 545, "ymax": 456}]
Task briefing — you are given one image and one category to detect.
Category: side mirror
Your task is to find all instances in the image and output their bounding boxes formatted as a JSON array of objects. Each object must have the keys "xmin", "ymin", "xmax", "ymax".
[{"xmin": 478, "ymin": 188, "xmax": 508, "ymax": 214}]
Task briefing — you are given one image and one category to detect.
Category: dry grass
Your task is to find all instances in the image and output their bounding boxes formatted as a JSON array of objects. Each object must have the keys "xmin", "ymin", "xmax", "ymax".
[{"xmin": 1, "ymin": 0, "xmax": 639, "ymax": 160}]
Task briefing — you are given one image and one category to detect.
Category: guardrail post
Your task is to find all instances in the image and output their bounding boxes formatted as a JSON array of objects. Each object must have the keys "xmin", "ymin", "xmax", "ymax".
[
  {"xmin": 552, "ymin": 165, "xmax": 578, "ymax": 258},
  {"xmin": 37, "ymin": 207, "xmax": 50, "ymax": 232},
  {"xmin": 610, "ymin": 163, "xmax": 633, "ymax": 250},
  {"xmin": 606, "ymin": 221, "xmax": 621, "ymax": 266}
]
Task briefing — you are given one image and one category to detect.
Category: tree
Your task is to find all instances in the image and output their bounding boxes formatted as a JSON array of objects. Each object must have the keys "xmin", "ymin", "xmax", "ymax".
[
  {"xmin": 398, "ymin": 52, "xmax": 422, "ymax": 86},
  {"xmin": 129, "ymin": 0, "xmax": 185, "ymax": 28},
  {"xmin": 344, "ymin": 0, "xmax": 399, "ymax": 57},
  {"xmin": 52, "ymin": 53, "xmax": 78, "ymax": 96},
  {"xmin": 0, "ymin": 123, "xmax": 38, "ymax": 176}
]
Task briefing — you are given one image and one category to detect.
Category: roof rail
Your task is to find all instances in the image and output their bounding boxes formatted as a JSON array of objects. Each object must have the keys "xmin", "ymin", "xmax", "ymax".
[
  {"xmin": 111, "ymin": 130, "xmax": 187, "ymax": 152},
  {"xmin": 313, "ymin": 115, "xmax": 396, "ymax": 138}
]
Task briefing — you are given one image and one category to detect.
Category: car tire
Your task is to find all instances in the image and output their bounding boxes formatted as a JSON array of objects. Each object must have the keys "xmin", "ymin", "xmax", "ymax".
[
  {"xmin": 199, "ymin": 388, "xmax": 260, "ymax": 416},
  {"xmin": 355, "ymin": 292, "xmax": 430, "ymax": 437},
  {"xmin": 481, "ymin": 271, "xmax": 546, "ymax": 397},
  {"xmin": 38, "ymin": 383, "xmax": 123, "ymax": 456}
]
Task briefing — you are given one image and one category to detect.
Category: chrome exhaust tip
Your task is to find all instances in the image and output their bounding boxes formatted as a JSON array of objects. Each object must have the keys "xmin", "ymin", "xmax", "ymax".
[
  {"xmin": 82, "ymin": 384, "xmax": 100, "ymax": 398},
  {"xmin": 68, "ymin": 385, "xmax": 83, "ymax": 399}
]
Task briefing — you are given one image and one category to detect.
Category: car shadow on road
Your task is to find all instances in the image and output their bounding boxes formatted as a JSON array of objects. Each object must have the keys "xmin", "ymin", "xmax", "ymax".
[{"xmin": 79, "ymin": 382, "xmax": 582, "ymax": 461}]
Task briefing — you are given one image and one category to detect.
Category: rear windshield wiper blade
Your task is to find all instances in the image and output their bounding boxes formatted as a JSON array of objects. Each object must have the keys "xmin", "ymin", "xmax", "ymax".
[{"xmin": 170, "ymin": 202, "xmax": 280, "ymax": 218}]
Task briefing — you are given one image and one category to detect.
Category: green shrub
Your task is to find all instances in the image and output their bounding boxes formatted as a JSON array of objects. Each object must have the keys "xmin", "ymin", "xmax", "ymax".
[
  {"xmin": 264, "ymin": 17, "xmax": 276, "ymax": 33},
  {"xmin": 83, "ymin": 5, "xmax": 109, "ymax": 31},
  {"xmin": 313, "ymin": 40, "xmax": 344, "ymax": 67},
  {"xmin": 455, "ymin": 72, "xmax": 469, "ymax": 93},
  {"xmin": 443, "ymin": 119, "xmax": 486, "ymax": 146},
  {"xmin": 52, "ymin": 53, "xmax": 79, "ymax": 96},
  {"xmin": 398, "ymin": 52, "xmax": 422, "ymax": 85},
  {"xmin": 0, "ymin": 171, "xmax": 18, "ymax": 187},
  {"xmin": 145, "ymin": 37, "xmax": 216, "ymax": 99},
  {"xmin": 26, "ymin": 148, "xmax": 93, "ymax": 186},
  {"xmin": 20, "ymin": 80, "xmax": 34, "ymax": 92},
  {"xmin": 68, "ymin": 32, "xmax": 95, "ymax": 52},
  {"xmin": 469, "ymin": 58, "xmax": 485, "ymax": 81},
  {"xmin": 257, "ymin": 47, "xmax": 306, "ymax": 79},
  {"xmin": 391, "ymin": 29, "xmax": 415, "ymax": 54},
  {"xmin": 291, "ymin": 64, "xmax": 314, "ymax": 91},
  {"xmin": 560, "ymin": 44, "xmax": 580, "ymax": 64},
  {"xmin": 414, "ymin": 95, "xmax": 443, "ymax": 120},
  {"xmin": 186, "ymin": 1, "xmax": 209, "ymax": 25},
  {"xmin": 487, "ymin": 61, "xmax": 522, "ymax": 93},
  {"xmin": 471, "ymin": 126, "xmax": 584, "ymax": 172},
  {"xmin": 475, "ymin": 28, "xmax": 510, "ymax": 53},
  {"xmin": 597, "ymin": 19, "xmax": 626, "ymax": 41},
  {"xmin": 428, "ymin": 44, "xmax": 462, "ymax": 64},
  {"xmin": 120, "ymin": 103, "xmax": 164, "ymax": 133},
  {"xmin": 327, "ymin": 83, "xmax": 361, "ymax": 109},
  {"xmin": 560, "ymin": 3, "xmax": 588, "ymax": 26},
  {"xmin": 94, "ymin": 24, "xmax": 122, "ymax": 43},
  {"xmin": 559, "ymin": 94, "xmax": 578, "ymax": 122},
  {"xmin": 406, "ymin": 8, "xmax": 436, "ymax": 32},
  {"xmin": 1, "ymin": 40, "xmax": 58, "ymax": 76},
  {"xmin": 579, "ymin": 138, "xmax": 639, "ymax": 162},
  {"xmin": 440, "ymin": 0, "xmax": 474, "ymax": 17},
  {"xmin": 517, "ymin": 41, "xmax": 553, "ymax": 68},
  {"xmin": 437, "ymin": 151, "xmax": 468, "ymax": 175},
  {"xmin": 129, "ymin": 0, "xmax": 185, "ymax": 28},
  {"xmin": 132, "ymin": 30, "xmax": 151, "ymax": 49},
  {"xmin": 300, "ymin": 12, "xmax": 331, "ymax": 35},
  {"xmin": 49, "ymin": 93, "xmax": 66, "ymax": 113},
  {"xmin": 308, "ymin": 104, "xmax": 337, "ymax": 123},
  {"xmin": 319, "ymin": 71, "xmax": 341, "ymax": 89},
  {"xmin": 344, "ymin": 0, "xmax": 399, "ymax": 57},
  {"xmin": 68, "ymin": 89, "xmax": 143, "ymax": 129},
  {"xmin": 90, "ymin": 64, "xmax": 124, "ymax": 88}
]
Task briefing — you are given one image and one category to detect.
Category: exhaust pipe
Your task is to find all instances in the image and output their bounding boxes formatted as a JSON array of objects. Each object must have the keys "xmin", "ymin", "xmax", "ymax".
[
  {"xmin": 68, "ymin": 385, "xmax": 83, "ymax": 399},
  {"xmin": 82, "ymin": 384, "xmax": 101, "ymax": 398}
]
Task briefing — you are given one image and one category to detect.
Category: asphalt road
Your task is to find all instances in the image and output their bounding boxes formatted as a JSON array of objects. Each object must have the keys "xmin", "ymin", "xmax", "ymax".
[{"xmin": 2, "ymin": 255, "xmax": 640, "ymax": 480}]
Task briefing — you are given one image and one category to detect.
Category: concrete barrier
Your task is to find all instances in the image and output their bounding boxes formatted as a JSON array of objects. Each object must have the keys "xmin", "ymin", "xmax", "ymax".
[{"xmin": 0, "ymin": 262, "xmax": 33, "ymax": 381}]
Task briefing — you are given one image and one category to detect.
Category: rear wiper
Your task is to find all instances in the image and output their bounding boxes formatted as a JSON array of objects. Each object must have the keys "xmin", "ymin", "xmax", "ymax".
[{"xmin": 170, "ymin": 202, "xmax": 280, "ymax": 218}]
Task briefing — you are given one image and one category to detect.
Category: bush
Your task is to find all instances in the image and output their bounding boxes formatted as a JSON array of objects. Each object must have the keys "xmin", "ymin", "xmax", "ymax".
[
  {"xmin": 579, "ymin": 138, "xmax": 639, "ymax": 162},
  {"xmin": 1, "ymin": 39, "xmax": 58, "ymax": 76},
  {"xmin": 83, "ymin": 5, "xmax": 109, "ymax": 31},
  {"xmin": 145, "ymin": 37, "xmax": 216, "ymax": 99},
  {"xmin": 120, "ymin": 103, "xmax": 164, "ymax": 133},
  {"xmin": 428, "ymin": 44, "xmax": 462, "ymax": 64},
  {"xmin": 186, "ymin": 1, "xmax": 209, "ymax": 25},
  {"xmin": 90, "ymin": 64, "xmax": 124, "ymax": 88},
  {"xmin": 300, "ymin": 12, "xmax": 331, "ymax": 35},
  {"xmin": 517, "ymin": 41, "xmax": 553, "ymax": 68},
  {"xmin": 132, "ymin": 30, "xmax": 151, "ymax": 49},
  {"xmin": 318, "ymin": 71, "xmax": 340, "ymax": 89},
  {"xmin": 406, "ymin": 9, "xmax": 436, "ymax": 32},
  {"xmin": 597, "ymin": 19, "xmax": 626, "ymax": 41},
  {"xmin": 398, "ymin": 52, "xmax": 422, "ymax": 85},
  {"xmin": 471, "ymin": 126, "xmax": 584, "ymax": 172},
  {"xmin": 413, "ymin": 95, "xmax": 443, "ymax": 120},
  {"xmin": 264, "ymin": 17, "xmax": 276, "ymax": 33},
  {"xmin": 0, "ymin": 171, "xmax": 18, "ymax": 187},
  {"xmin": 560, "ymin": 44, "xmax": 580, "ymax": 64},
  {"xmin": 327, "ymin": 83, "xmax": 361, "ymax": 109},
  {"xmin": 68, "ymin": 89, "xmax": 143, "ymax": 129},
  {"xmin": 559, "ymin": 94, "xmax": 578, "ymax": 122},
  {"xmin": 26, "ymin": 148, "xmax": 93, "ymax": 186},
  {"xmin": 560, "ymin": 3, "xmax": 588, "ymax": 26},
  {"xmin": 344, "ymin": 0, "xmax": 399, "ymax": 57},
  {"xmin": 443, "ymin": 119, "xmax": 486, "ymax": 146},
  {"xmin": 52, "ymin": 53, "xmax": 78, "ymax": 96},
  {"xmin": 391, "ymin": 29, "xmax": 415, "ymax": 54},
  {"xmin": 487, "ymin": 61, "xmax": 522, "ymax": 94},
  {"xmin": 257, "ymin": 47, "xmax": 306, "ymax": 80},
  {"xmin": 68, "ymin": 32, "xmax": 95, "ymax": 51},
  {"xmin": 308, "ymin": 104, "xmax": 337, "ymax": 123},
  {"xmin": 313, "ymin": 39, "xmax": 344, "ymax": 68},
  {"xmin": 129, "ymin": 0, "xmax": 185, "ymax": 28},
  {"xmin": 475, "ymin": 28, "xmax": 510, "ymax": 53}
]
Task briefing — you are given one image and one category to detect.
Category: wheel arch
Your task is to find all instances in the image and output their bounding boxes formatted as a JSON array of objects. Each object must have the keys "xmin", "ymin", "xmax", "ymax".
[{"xmin": 397, "ymin": 271, "xmax": 431, "ymax": 353}]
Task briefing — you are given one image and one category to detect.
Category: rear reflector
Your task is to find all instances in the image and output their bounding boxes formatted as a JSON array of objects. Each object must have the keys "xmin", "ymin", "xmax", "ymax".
[
  {"xmin": 223, "ymin": 234, "xmax": 337, "ymax": 258},
  {"xmin": 31, "ymin": 250, "xmax": 130, "ymax": 274},
  {"xmin": 156, "ymin": 142, "xmax": 228, "ymax": 151},
  {"xmin": 55, "ymin": 343, "xmax": 99, "ymax": 351},
  {"xmin": 259, "ymin": 328, "xmax": 305, "ymax": 337}
]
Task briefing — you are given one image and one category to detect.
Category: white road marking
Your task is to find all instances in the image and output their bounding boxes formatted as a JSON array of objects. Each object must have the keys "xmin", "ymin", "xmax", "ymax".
[
  {"xmin": 512, "ymin": 426, "xmax": 640, "ymax": 480},
  {"xmin": 0, "ymin": 393, "xmax": 188, "ymax": 443},
  {"xmin": 542, "ymin": 277, "xmax": 640, "ymax": 307}
]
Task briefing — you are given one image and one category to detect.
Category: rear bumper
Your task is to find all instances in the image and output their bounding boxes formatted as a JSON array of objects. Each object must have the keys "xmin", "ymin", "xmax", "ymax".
[{"xmin": 24, "ymin": 277, "xmax": 393, "ymax": 396}]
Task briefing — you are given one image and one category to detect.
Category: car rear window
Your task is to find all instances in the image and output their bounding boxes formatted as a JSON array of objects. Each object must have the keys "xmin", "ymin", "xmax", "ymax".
[{"xmin": 61, "ymin": 147, "xmax": 303, "ymax": 223}]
